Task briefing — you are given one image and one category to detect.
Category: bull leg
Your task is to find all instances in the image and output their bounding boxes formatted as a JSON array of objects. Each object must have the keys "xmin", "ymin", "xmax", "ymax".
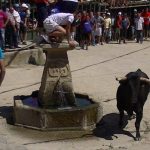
[
  {"xmin": 135, "ymin": 111, "xmax": 143, "ymax": 141},
  {"xmin": 119, "ymin": 110, "xmax": 124, "ymax": 128}
]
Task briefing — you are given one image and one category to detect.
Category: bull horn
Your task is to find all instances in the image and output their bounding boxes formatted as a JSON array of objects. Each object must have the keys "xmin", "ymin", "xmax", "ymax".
[
  {"xmin": 140, "ymin": 77, "xmax": 150, "ymax": 84},
  {"xmin": 116, "ymin": 77, "xmax": 127, "ymax": 81}
]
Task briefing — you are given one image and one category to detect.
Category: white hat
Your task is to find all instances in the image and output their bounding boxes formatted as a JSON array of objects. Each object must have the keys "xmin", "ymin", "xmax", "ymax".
[
  {"xmin": 21, "ymin": 3, "xmax": 28, "ymax": 8},
  {"xmin": 107, "ymin": 12, "xmax": 110, "ymax": 15},
  {"xmin": 118, "ymin": 12, "xmax": 122, "ymax": 15}
]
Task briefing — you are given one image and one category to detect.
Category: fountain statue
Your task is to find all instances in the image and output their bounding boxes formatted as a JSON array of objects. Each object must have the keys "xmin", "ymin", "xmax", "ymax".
[{"xmin": 13, "ymin": 41, "xmax": 102, "ymax": 131}]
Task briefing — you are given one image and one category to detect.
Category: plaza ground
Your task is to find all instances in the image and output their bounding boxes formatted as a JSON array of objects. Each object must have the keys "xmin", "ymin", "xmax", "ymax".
[{"xmin": 1, "ymin": 41, "xmax": 150, "ymax": 150}]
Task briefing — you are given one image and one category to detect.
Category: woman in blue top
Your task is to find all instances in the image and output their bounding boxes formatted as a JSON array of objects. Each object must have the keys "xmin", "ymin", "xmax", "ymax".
[{"xmin": 0, "ymin": 47, "xmax": 5, "ymax": 86}]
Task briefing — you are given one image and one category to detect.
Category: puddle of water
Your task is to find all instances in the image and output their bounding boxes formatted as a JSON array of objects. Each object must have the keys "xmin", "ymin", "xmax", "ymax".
[{"xmin": 22, "ymin": 97, "xmax": 92, "ymax": 108}]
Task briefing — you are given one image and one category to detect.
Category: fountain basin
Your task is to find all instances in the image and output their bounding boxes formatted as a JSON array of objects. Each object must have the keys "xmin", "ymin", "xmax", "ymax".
[{"xmin": 13, "ymin": 92, "xmax": 102, "ymax": 131}]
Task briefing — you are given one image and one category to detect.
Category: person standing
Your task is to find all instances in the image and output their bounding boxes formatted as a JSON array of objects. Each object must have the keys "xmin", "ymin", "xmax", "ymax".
[
  {"xmin": 0, "ymin": 5, "xmax": 9, "ymax": 49},
  {"xmin": 32, "ymin": 0, "xmax": 49, "ymax": 27},
  {"xmin": 82, "ymin": 15, "xmax": 92, "ymax": 50},
  {"xmin": 90, "ymin": 11, "xmax": 96, "ymax": 46},
  {"xmin": 9, "ymin": 6, "xmax": 21, "ymax": 48},
  {"xmin": 5, "ymin": 8, "xmax": 18, "ymax": 49},
  {"xmin": 19, "ymin": 3, "xmax": 29, "ymax": 45},
  {"xmin": 104, "ymin": 13, "xmax": 111, "ymax": 43},
  {"xmin": 120, "ymin": 13, "xmax": 130, "ymax": 43},
  {"xmin": 134, "ymin": 12, "xmax": 144, "ymax": 44},
  {"xmin": 141, "ymin": 8, "xmax": 150, "ymax": 40},
  {"xmin": 55, "ymin": 0, "xmax": 78, "ymax": 14},
  {"xmin": 95, "ymin": 12, "xmax": 105, "ymax": 45},
  {"xmin": 115, "ymin": 12, "xmax": 122, "ymax": 44}
]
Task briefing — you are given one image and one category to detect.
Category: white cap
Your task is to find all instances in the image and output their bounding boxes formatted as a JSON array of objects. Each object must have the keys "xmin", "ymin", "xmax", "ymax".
[
  {"xmin": 21, "ymin": 3, "xmax": 28, "ymax": 8},
  {"xmin": 107, "ymin": 12, "xmax": 110, "ymax": 15},
  {"xmin": 118, "ymin": 12, "xmax": 122, "ymax": 15}
]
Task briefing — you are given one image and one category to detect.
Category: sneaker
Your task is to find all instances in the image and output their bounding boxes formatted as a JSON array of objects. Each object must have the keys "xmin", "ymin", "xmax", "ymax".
[
  {"xmin": 22, "ymin": 41, "xmax": 27, "ymax": 45},
  {"xmin": 86, "ymin": 45, "xmax": 88, "ymax": 50}
]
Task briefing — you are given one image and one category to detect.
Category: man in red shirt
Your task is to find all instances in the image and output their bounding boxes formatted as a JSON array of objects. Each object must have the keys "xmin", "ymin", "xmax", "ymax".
[
  {"xmin": 0, "ymin": 6, "xmax": 9, "ymax": 49},
  {"xmin": 115, "ymin": 12, "xmax": 122, "ymax": 43},
  {"xmin": 141, "ymin": 8, "xmax": 150, "ymax": 39}
]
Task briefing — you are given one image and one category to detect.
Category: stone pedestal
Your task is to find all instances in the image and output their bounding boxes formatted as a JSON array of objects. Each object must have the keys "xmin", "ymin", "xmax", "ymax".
[
  {"xmin": 38, "ymin": 43, "xmax": 76, "ymax": 108},
  {"xmin": 13, "ymin": 42, "xmax": 103, "ymax": 132}
]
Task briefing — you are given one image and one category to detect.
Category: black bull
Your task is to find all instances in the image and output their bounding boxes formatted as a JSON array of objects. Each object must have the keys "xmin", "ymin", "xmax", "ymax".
[{"xmin": 116, "ymin": 69, "xmax": 150, "ymax": 141}]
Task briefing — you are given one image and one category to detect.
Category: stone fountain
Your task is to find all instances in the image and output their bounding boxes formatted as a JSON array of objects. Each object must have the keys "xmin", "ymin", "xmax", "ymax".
[{"xmin": 13, "ymin": 42, "xmax": 102, "ymax": 131}]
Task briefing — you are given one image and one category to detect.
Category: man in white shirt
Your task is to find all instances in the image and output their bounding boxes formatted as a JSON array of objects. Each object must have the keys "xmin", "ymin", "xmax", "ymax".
[
  {"xmin": 9, "ymin": 6, "xmax": 21, "ymax": 48},
  {"xmin": 104, "ymin": 13, "xmax": 111, "ymax": 43},
  {"xmin": 43, "ymin": 13, "xmax": 76, "ymax": 47},
  {"xmin": 134, "ymin": 12, "xmax": 144, "ymax": 43}
]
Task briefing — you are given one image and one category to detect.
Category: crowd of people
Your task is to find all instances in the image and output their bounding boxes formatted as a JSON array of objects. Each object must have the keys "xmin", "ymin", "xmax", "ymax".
[
  {"xmin": 0, "ymin": 0, "xmax": 150, "ymax": 87},
  {"xmin": 70, "ymin": 8, "xmax": 150, "ymax": 50}
]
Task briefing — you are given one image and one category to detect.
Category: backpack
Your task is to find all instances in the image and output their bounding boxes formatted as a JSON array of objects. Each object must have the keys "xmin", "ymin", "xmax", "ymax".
[{"xmin": 83, "ymin": 21, "xmax": 92, "ymax": 33}]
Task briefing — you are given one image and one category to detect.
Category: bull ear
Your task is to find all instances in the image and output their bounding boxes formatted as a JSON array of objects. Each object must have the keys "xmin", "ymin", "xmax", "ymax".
[{"xmin": 140, "ymin": 77, "xmax": 150, "ymax": 84}]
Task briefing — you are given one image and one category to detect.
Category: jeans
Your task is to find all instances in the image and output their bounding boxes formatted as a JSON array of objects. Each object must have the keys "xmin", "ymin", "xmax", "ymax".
[
  {"xmin": 91, "ymin": 30, "xmax": 95, "ymax": 45},
  {"xmin": 120, "ymin": 28, "xmax": 127, "ymax": 42},
  {"xmin": 0, "ymin": 28, "xmax": 5, "ymax": 49},
  {"xmin": 5, "ymin": 25, "xmax": 18, "ymax": 48}
]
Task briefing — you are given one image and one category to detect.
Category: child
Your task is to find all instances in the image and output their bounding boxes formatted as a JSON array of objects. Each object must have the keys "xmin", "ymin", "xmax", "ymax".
[
  {"xmin": 82, "ymin": 15, "xmax": 92, "ymax": 50},
  {"xmin": 0, "ymin": 48, "xmax": 5, "ymax": 86}
]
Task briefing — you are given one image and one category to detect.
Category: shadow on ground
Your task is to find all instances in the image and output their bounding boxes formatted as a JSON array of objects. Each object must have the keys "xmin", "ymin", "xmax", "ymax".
[
  {"xmin": 0, "ymin": 106, "xmax": 14, "ymax": 125},
  {"xmin": 93, "ymin": 113, "xmax": 135, "ymax": 140}
]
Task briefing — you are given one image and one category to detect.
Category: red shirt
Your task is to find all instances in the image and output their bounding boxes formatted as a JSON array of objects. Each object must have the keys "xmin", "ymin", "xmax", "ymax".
[
  {"xmin": 0, "ymin": 10, "xmax": 7, "ymax": 29},
  {"xmin": 116, "ymin": 16, "xmax": 122, "ymax": 28},
  {"xmin": 141, "ymin": 12, "xmax": 150, "ymax": 25}
]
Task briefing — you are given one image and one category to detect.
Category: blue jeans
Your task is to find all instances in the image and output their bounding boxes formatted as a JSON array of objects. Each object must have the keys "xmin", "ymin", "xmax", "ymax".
[
  {"xmin": 0, "ymin": 48, "xmax": 4, "ymax": 60},
  {"xmin": 0, "ymin": 28, "xmax": 5, "ymax": 49}
]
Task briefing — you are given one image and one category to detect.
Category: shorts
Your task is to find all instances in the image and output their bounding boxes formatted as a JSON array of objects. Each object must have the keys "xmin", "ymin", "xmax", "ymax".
[
  {"xmin": 20, "ymin": 23, "xmax": 27, "ymax": 33},
  {"xmin": 95, "ymin": 28, "xmax": 102, "ymax": 36},
  {"xmin": 43, "ymin": 18, "xmax": 58, "ymax": 33},
  {"xmin": 82, "ymin": 32, "xmax": 91, "ymax": 41},
  {"xmin": 0, "ymin": 48, "xmax": 4, "ymax": 60}
]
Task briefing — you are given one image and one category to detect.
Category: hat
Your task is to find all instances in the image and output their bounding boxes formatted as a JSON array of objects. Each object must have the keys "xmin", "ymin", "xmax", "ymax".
[
  {"xmin": 134, "ymin": 9, "xmax": 137, "ymax": 12},
  {"xmin": 21, "ymin": 3, "xmax": 28, "ymax": 8},
  {"xmin": 107, "ymin": 12, "xmax": 110, "ymax": 15},
  {"xmin": 118, "ymin": 12, "xmax": 122, "ymax": 15},
  {"xmin": 14, "ymin": 3, "xmax": 20, "ymax": 8}
]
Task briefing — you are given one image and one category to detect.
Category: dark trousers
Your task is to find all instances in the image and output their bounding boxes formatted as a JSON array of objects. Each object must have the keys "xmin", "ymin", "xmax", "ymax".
[
  {"xmin": 37, "ymin": 3, "xmax": 48, "ymax": 27},
  {"xmin": 120, "ymin": 28, "xmax": 127, "ymax": 42},
  {"xmin": 5, "ymin": 25, "xmax": 18, "ymax": 48},
  {"xmin": 56, "ymin": 1, "xmax": 78, "ymax": 13},
  {"xmin": 136, "ymin": 30, "xmax": 143, "ymax": 43}
]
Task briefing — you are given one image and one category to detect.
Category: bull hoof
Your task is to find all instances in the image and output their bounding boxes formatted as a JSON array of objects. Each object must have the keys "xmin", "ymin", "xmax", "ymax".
[
  {"xmin": 135, "ymin": 136, "xmax": 141, "ymax": 141},
  {"xmin": 128, "ymin": 114, "xmax": 136, "ymax": 120}
]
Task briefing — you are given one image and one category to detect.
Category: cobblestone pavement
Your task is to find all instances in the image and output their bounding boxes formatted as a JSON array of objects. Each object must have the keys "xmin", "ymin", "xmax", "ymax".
[{"xmin": 1, "ymin": 41, "xmax": 150, "ymax": 150}]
